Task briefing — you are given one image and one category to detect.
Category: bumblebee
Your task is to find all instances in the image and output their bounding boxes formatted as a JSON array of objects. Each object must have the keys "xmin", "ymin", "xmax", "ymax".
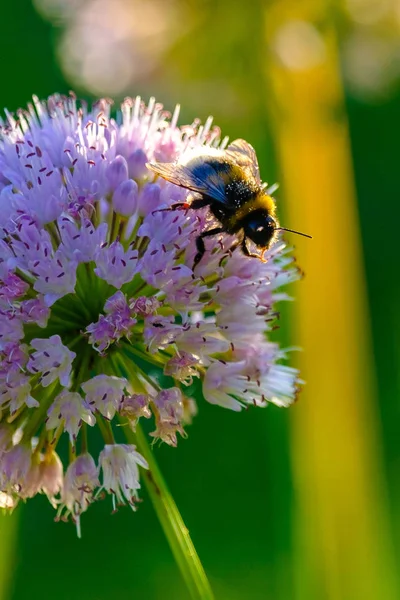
[{"xmin": 147, "ymin": 139, "xmax": 310, "ymax": 268}]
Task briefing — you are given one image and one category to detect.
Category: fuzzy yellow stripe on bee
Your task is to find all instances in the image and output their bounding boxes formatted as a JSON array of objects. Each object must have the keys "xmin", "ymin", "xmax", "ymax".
[{"xmin": 227, "ymin": 194, "xmax": 275, "ymax": 228}]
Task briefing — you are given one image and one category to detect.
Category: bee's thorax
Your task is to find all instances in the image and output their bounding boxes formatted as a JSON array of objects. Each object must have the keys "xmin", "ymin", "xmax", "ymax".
[{"xmin": 224, "ymin": 179, "xmax": 258, "ymax": 208}]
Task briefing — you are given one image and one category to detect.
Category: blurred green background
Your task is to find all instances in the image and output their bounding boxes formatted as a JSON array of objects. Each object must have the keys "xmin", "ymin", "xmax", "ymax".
[{"xmin": 1, "ymin": 0, "xmax": 399, "ymax": 599}]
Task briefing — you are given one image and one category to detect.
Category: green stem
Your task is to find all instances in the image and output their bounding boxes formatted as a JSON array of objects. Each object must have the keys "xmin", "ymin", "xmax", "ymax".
[
  {"xmin": 80, "ymin": 422, "xmax": 88, "ymax": 454},
  {"xmin": 22, "ymin": 381, "xmax": 60, "ymax": 442},
  {"xmin": 122, "ymin": 342, "xmax": 166, "ymax": 369},
  {"xmin": 96, "ymin": 415, "xmax": 115, "ymax": 444},
  {"xmin": 119, "ymin": 348, "xmax": 162, "ymax": 392},
  {"xmin": 124, "ymin": 423, "xmax": 214, "ymax": 600}
]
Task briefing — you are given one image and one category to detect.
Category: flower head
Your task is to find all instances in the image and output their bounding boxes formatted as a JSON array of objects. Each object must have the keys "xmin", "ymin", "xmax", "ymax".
[{"xmin": 0, "ymin": 93, "xmax": 301, "ymax": 528}]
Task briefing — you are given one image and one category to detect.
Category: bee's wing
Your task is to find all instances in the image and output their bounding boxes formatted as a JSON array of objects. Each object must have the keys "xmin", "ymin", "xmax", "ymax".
[
  {"xmin": 147, "ymin": 160, "xmax": 228, "ymax": 204},
  {"xmin": 225, "ymin": 139, "xmax": 261, "ymax": 184}
]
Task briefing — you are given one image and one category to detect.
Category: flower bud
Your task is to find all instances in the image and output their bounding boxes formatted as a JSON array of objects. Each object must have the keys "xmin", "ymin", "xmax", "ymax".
[
  {"xmin": 40, "ymin": 450, "xmax": 63, "ymax": 503},
  {"xmin": 106, "ymin": 155, "xmax": 129, "ymax": 190},
  {"xmin": 127, "ymin": 148, "xmax": 148, "ymax": 180},
  {"xmin": 112, "ymin": 179, "xmax": 138, "ymax": 216},
  {"xmin": 138, "ymin": 183, "xmax": 161, "ymax": 216}
]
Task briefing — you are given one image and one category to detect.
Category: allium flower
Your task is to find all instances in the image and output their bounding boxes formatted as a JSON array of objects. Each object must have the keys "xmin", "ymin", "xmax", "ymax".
[{"xmin": 0, "ymin": 93, "xmax": 301, "ymax": 530}]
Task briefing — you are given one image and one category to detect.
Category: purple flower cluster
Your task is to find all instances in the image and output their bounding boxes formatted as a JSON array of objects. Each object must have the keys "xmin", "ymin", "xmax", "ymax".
[{"xmin": 0, "ymin": 93, "xmax": 300, "ymax": 531}]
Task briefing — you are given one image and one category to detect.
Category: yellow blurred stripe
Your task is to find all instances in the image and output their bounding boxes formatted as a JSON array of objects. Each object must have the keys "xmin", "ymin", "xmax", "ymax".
[
  {"xmin": 265, "ymin": 4, "xmax": 397, "ymax": 599},
  {"xmin": 0, "ymin": 514, "xmax": 18, "ymax": 600}
]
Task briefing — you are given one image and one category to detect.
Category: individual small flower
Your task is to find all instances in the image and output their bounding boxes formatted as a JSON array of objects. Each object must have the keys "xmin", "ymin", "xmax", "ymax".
[
  {"xmin": 0, "ymin": 93, "xmax": 301, "ymax": 528},
  {"xmin": 94, "ymin": 241, "xmax": 139, "ymax": 288},
  {"xmin": 150, "ymin": 387, "xmax": 186, "ymax": 447},
  {"xmin": 119, "ymin": 393, "xmax": 152, "ymax": 429},
  {"xmin": 106, "ymin": 156, "xmax": 129, "ymax": 191},
  {"xmin": 46, "ymin": 390, "xmax": 95, "ymax": 443},
  {"xmin": 164, "ymin": 351, "xmax": 200, "ymax": 386},
  {"xmin": 176, "ymin": 321, "xmax": 231, "ymax": 361},
  {"xmin": 82, "ymin": 375, "xmax": 127, "ymax": 420},
  {"xmin": 129, "ymin": 295, "xmax": 161, "ymax": 317},
  {"xmin": 126, "ymin": 148, "xmax": 148, "ymax": 181},
  {"xmin": 0, "ymin": 272, "xmax": 29, "ymax": 299},
  {"xmin": 0, "ymin": 443, "xmax": 32, "ymax": 494},
  {"xmin": 203, "ymin": 349, "xmax": 299, "ymax": 411},
  {"xmin": 27, "ymin": 336, "xmax": 76, "ymax": 387},
  {"xmin": 59, "ymin": 453, "xmax": 99, "ymax": 537},
  {"xmin": 20, "ymin": 297, "xmax": 50, "ymax": 328},
  {"xmin": 86, "ymin": 291, "xmax": 136, "ymax": 353},
  {"xmin": 0, "ymin": 370, "xmax": 38, "ymax": 414},
  {"xmin": 143, "ymin": 315, "xmax": 184, "ymax": 353},
  {"xmin": 39, "ymin": 449, "xmax": 64, "ymax": 506},
  {"xmin": 0, "ymin": 343, "xmax": 28, "ymax": 371},
  {"xmin": 19, "ymin": 452, "xmax": 42, "ymax": 500},
  {"xmin": 85, "ymin": 316, "xmax": 116, "ymax": 354},
  {"xmin": 112, "ymin": 179, "xmax": 138, "ymax": 216},
  {"xmin": 58, "ymin": 217, "xmax": 108, "ymax": 264},
  {"xmin": 30, "ymin": 249, "xmax": 78, "ymax": 306},
  {"xmin": 137, "ymin": 182, "xmax": 161, "ymax": 216},
  {"xmin": 99, "ymin": 444, "xmax": 148, "ymax": 510},
  {"xmin": 0, "ymin": 316, "xmax": 24, "ymax": 348}
]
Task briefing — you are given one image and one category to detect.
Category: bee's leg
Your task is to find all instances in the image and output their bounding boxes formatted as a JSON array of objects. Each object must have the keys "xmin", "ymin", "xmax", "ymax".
[
  {"xmin": 242, "ymin": 237, "xmax": 267, "ymax": 262},
  {"xmin": 188, "ymin": 198, "xmax": 211, "ymax": 209},
  {"xmin": 193, "ymin": 227, "xmax": 224, "ymax": 270},
  {"xmin": 152, "ymin": 202, "xmax": 189, "ymax": 215},
  {"xmin": 218, "ymin": 237, "xmax": 242, "ymax": 266},
  {"xmin": 152, "ymin": 197, "xmax": 210, "ymax": 215},
  {"xmin": 227, "ymin": 231, "xmax": 244, "ymax": 256}
]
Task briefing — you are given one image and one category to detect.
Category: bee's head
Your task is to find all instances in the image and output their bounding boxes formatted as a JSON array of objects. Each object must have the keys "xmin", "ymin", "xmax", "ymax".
[{"xmin": 243, "ymin": 211, "xmax": 277, "ymax": 248}]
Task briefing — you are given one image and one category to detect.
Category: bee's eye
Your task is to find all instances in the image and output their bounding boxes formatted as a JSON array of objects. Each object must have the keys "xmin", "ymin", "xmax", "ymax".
[{"xmin": 244, "ymin": 214, "xmax": 276, "ymax": 247}]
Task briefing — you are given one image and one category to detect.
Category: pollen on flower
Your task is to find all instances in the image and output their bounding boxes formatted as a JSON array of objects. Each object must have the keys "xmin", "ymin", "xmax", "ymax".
[{"xmin": 0, "ymin": 92, "xmax": 301, "ymax": 530}]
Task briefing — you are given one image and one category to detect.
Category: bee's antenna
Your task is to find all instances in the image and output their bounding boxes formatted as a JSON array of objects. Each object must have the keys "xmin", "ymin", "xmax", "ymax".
[{"xmin": 276, "ymin": 227, "xmax": 312, "ymax": 239}]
